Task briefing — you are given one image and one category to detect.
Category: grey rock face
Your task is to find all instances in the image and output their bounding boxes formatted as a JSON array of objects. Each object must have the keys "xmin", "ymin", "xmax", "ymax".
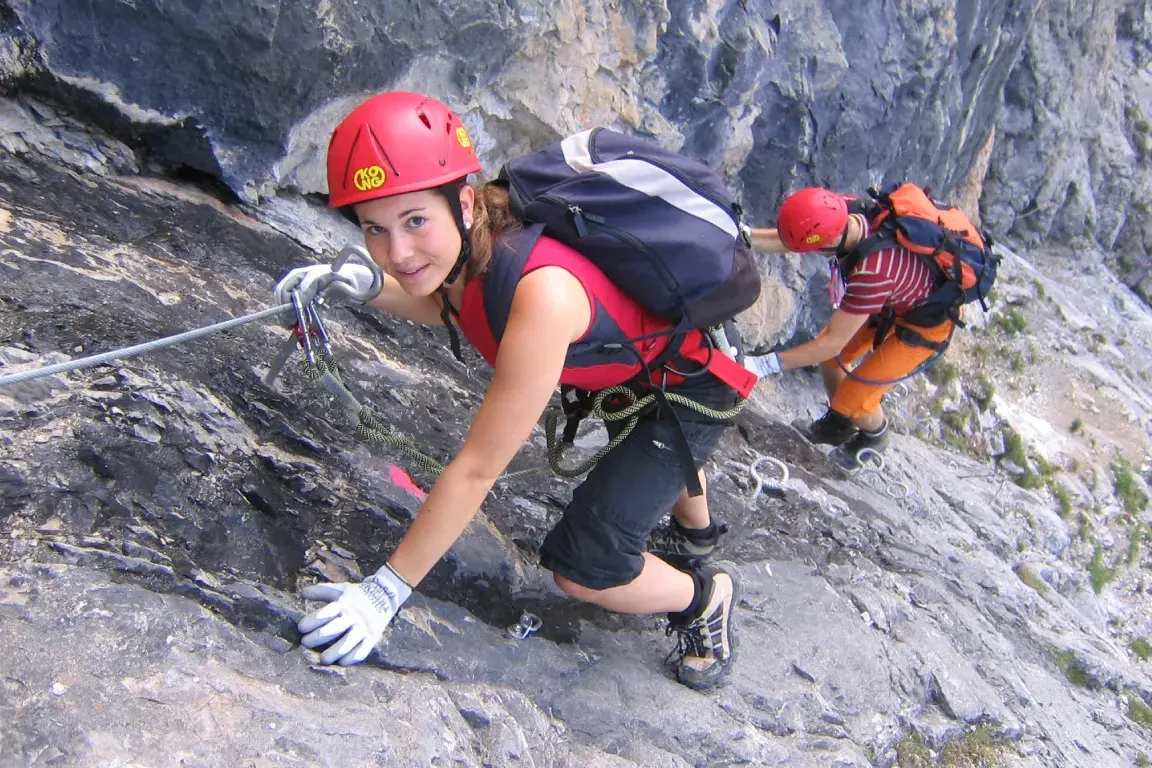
[
  {"xmin": 0, "ymin": 0, "xmax": 1039, "ymax": 219},
  {"xmin": 5, "ymin": 0, "xmax": 1149, "ymax": 332},
  {"xmin": 5, "ymin": 146, "xmax": 1152, "ymax": 766},
  {"xmin": 2, "ymin": 0, "xmax": 1152, "ymax": 763},
  {"xmin": 981, "ymin": 0, "xmax": 1152, "ymax": 258},
  {"xmin": 0, "ymin": 563, "xmax": 650, "ymax": 768}
]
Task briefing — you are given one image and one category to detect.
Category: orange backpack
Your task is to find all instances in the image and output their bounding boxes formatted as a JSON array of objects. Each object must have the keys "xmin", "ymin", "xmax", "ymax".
[{"xmin": 846, "ymin": 182, "xmax": 999, "ymax": 327}]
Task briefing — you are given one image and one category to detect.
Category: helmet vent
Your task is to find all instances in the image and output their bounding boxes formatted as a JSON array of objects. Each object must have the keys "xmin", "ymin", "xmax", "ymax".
[
  {"xmin": 365, "ymin": 124, "xmax": 399, "ymax": 177},
  {"xmin": 417, "ymin": 109, "xmax": 432, "ymax": 130}
]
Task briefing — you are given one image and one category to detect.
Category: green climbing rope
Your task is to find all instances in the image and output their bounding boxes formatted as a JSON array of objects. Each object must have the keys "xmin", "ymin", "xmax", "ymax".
[
  {"xmin": 542, "ymin": 385, "xmax": 746, "ymax": 479},
  {"xmin": 301, "ymin": 354, "xmax": 746, "ymax": 484}
]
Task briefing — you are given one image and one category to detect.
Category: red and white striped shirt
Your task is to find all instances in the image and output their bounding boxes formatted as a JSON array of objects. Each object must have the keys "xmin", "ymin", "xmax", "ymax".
[{"xmin": 839, "ymin": 214, "xmax": 937, "ymax": 316}]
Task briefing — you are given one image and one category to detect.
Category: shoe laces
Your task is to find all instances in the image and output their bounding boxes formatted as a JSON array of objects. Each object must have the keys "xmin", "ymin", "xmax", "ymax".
[
  {"xmin": 649, "ymin": 522, "xmax": 685, "ymax": 552},
  {"xmin": 664, "ymin": 617, "xmax": 708, "ymax": 665}
]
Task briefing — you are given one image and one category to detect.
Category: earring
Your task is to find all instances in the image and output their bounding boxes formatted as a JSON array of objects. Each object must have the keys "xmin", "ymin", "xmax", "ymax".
[{"xmin": 464, "ymin": 220, "xmax": 472, "ymax": 231}]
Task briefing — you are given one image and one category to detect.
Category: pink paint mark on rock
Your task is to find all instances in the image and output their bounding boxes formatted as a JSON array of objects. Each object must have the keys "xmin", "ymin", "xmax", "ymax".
[{"xmin": 388, "ymin": 463, "xmax": 427, "ymax": 500}]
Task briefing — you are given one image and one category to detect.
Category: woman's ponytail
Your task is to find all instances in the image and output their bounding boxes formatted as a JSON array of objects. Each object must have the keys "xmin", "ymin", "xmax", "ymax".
[{"xmin": 465, "ymin": 183, "xmax": 520, "ymax": 279}]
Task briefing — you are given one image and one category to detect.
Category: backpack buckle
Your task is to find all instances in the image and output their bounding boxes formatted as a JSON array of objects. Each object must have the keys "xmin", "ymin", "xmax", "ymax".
[{"xmin": 739, "ymin": 222, "xmax": 753, "ymax": 247}]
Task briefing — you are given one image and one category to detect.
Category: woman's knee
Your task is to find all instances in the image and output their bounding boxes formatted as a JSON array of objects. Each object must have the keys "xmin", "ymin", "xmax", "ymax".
[
  {"xmin": 553, "ymin": 572, "xmax": 594, "ymax": 600},
  {"xmin": 553, "ymin": 572, "xmax": 629, "ymax": 604}
]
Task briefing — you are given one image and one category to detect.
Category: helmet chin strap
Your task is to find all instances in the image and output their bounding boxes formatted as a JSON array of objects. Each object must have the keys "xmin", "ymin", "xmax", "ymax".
[
  {"xmin": 820, "ymin": 230, "xmax": 849, "ymax": 260},
  {"xmin": 829, "ymin": 217, "xmax": 855, "ymax": 261},
  {"xmin": 437, "ymin": 181, "xmax": 471, "ymax": 363}
]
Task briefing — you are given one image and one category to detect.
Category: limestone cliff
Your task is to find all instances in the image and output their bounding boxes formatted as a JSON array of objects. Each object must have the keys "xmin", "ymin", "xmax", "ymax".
[{"xmin": 1, "ymin": 1, "xmax": 1152, "ymax": 766}]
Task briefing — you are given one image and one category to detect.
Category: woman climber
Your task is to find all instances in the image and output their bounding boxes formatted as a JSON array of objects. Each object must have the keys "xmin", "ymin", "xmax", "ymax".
[{"xmin": 272, "ymin": 91, "xmax": 749, "ymax": 690}]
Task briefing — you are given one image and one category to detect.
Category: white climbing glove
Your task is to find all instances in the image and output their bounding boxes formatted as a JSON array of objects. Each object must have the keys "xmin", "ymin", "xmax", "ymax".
[
  {"xmin": 273, "ymin": 263, "xmax": 380, "ymax": 313},
  {"xmin": 297, "ymin": 563, "xmax": 412, "ymax": 666},
  {"xmin": 744, "ymin": 352, "xmax": 783, "ymax": 378}
]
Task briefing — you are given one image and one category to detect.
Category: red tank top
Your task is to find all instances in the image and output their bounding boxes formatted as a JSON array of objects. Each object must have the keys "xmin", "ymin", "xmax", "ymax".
[{"xmin": 454, "ymin": 227, "xmax": 756, "ymax": 397}]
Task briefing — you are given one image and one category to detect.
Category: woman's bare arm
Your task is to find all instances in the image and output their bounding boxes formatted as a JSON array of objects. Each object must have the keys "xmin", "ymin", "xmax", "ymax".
[{"xmin": 385, "ymin": 266, "xmax": 590, "ymax": 584}]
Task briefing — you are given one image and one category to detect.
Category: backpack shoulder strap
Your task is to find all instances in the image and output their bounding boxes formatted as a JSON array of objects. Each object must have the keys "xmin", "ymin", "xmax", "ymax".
[
  {"xmin": 838, "ymin": 231, "xmax": 893, "ymax": 276},
  {"xmin": 837, "ymin": 191, "xmax": 893, "ymax": 274},
  {"xmin": 846, "ymin": 197, "xmax": 880, "ymax": 218},
  {"xmin": 481, "ymin": 223, "xmax": 545, "ymax": 343}
]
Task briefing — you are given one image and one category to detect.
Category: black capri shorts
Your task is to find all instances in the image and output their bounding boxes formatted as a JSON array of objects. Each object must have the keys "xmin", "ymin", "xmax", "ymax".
[{"xmin": 539, "ymin": 375, "xmax": 738, "ymax": 590}]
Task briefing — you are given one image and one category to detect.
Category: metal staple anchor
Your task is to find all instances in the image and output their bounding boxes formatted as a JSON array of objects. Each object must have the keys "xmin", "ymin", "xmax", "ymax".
[
  {"xmin": 749, "ymin": 456, "xmax": 790, "ymax": 503},
  {"xmin": 855, "ymin": 448, "xmax": 886, "ymax": 473},
  {"xmin": 506, "ymin": 612, "xmax": 542, "ymax": 640},
  {"xmin": 852, "ymin": 449, "xmax": 908, "ymax": 500},
  {"xmin": 887, "ymin": 481, "xmax": 911, "ymax": 500}
]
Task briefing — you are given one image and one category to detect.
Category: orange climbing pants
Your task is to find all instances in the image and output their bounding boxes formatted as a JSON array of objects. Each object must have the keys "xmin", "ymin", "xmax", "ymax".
[{"xmin": 823, "ymin": 318, "xmax": 954, "ymax": 419}]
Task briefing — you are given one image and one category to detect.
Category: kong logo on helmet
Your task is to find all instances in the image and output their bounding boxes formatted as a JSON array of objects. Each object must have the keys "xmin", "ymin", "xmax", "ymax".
[
  {"xmin": 804, "ymin": 233, "xmax": 825, "ymax": 245},
  {"xmin": 353, "ymin": 165, "xmax": 387, "ymax": 193},
  {"xmin": 456, "ymin": 127, "xmax": 473, "ymax": 149}
]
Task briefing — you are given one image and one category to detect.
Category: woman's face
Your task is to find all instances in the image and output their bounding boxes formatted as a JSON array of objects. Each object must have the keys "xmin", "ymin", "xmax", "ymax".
[{"xmin": 353, "ymin": 186, "xmax": 474, "ymax": 297}]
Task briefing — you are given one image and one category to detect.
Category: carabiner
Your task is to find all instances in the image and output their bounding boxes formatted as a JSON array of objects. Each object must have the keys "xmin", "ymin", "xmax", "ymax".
[
  {"xmin": 290, "ymin": 289, "xmax": 317, "ymax": 365},
  {"xmin": 305, "ymin": 301, "xmax": 334, "ymax": 359}
]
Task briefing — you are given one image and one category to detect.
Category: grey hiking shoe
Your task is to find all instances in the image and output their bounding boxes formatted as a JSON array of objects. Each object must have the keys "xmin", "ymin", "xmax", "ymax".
[
  {"xmin": 647, "ymin": 519, "xmax": 728, "ymax": 563},
  {"xmin": 666, "ymin": 563, "xmax": 740, "ymax": 690},
  {"xmin": 795, "ymin": 408, "xmax": 858, "ymax": 446},
  {"xmin": 829, "ymin": 422, "xmax": 891, "ymax": 471}
]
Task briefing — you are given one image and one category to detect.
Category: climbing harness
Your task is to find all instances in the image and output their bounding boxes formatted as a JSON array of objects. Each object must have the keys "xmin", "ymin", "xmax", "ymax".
[
  {"xmin": 748, "ymin": 455, "xmax": 790, "ymax": 503},
  {"xmin": 276, "ymin": 296, "xmax": 743, "ymax": 482},
  {"xmin": 851, "ymin": 449, "xmax": 910, "ymax": 500},
  {"xmin": 259, "ymin": 247, "xmax": 747, "ymax": 483},
  {"xmin": 833, "ymin": 325, "xmax": 954, "ymax": 387},
  {"xmin": 505, "ymin": 612, "xmax": 542, "ymax": 640},
  {"xmin": 290, "ymin": 257, "xmax": 745, "ymax": 482},
  {"xmin": 546, "ymin": 386, "xmax": 745, "ymax": 479}
]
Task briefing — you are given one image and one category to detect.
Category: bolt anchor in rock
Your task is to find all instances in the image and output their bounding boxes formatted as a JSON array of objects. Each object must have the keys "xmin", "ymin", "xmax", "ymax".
[{"xmin": 506, "ymin": 612, "xmax": 542, "ymax": 640}]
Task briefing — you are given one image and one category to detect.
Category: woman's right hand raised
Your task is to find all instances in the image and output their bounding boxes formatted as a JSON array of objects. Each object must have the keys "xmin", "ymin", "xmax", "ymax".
[{"xmin": 273, "ymin": 263, "xmax": 380, "ymax": 310}]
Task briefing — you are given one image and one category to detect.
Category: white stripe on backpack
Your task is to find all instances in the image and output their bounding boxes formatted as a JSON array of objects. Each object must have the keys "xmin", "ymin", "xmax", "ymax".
[{"xmin": 561, "ymin": 130, "xmax": 738, "ymax": 239}]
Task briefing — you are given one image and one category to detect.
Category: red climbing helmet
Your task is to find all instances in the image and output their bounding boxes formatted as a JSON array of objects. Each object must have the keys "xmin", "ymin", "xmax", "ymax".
[
  {"xmin": 777, "ymin": 187, "xmax": 850, "ymax": 252},
  {"xmin": 326, "ymin": 91, "xmax": 483, "ymax": 209}
]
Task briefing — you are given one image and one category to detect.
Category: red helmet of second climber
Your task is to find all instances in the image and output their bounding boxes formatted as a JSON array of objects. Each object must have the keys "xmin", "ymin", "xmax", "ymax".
[
  {"xmin": 776, "ymin": 187, "xmax": 849, "ymax": 252},
  {"xmin": 326, "ymin": 91, "xmax": 483, "ymax": 209}
]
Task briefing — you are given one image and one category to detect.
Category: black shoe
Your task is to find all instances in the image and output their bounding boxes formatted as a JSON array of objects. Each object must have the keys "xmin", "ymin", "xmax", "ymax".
[
  {"xmin": 647, "ymin": 519, "xmax": 728, "ymax": 562},
  {"xmin": 666, "ymin": 563, "xmax": 740, "ymax": 690},
  {"xmin": 795, "ymin": 409, "xmax": 858, "ymax": 446},
  {"xmin": 829, "ymin": 422, "xmax": 891, "ymax": 471}
]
